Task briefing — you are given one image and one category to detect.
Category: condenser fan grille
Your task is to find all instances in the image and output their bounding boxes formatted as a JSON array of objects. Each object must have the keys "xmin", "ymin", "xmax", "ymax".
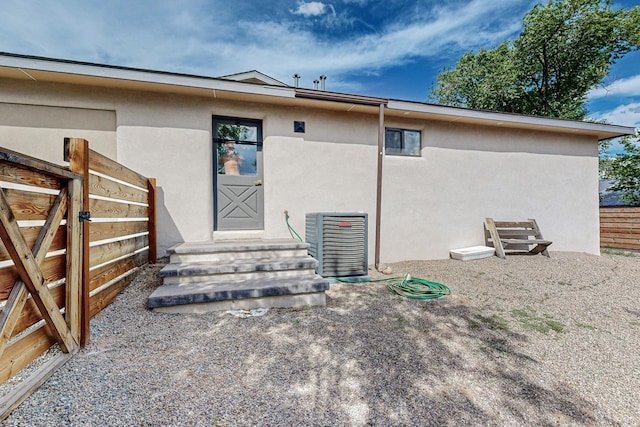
[{"xmin": 305, "ymin": 213, "xmax": 368, "ymax": 277}]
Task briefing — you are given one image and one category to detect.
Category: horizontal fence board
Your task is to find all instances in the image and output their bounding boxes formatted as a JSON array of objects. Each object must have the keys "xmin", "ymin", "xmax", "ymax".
[
  {"xmin": 601, "ymin": 236, "xmax": 640, "ymax": 244},
  {"xmin": 89, "ymin": 251, "xmax": 148, "ymax": 293},
  {"xmin": 0, "ymin": 255, "xmax": 67, "ymax": 301},
  {"xmin": 88, "ymin": 149, "xmax": 148, "ymax": 189},
  {"xmin": 2, "ymin": 189, "xmax": 56, "ymax": 221},
  {"xmin": 601, "ymin": 230, "xmax": 640, "ymax": 239},
  {"xmin": 89, "ymin": 221, "xmax": 149, "ymax": 243},
  {"xmin": 89, "ymin": 272, "xmax": 138, "ymax": 318},
  {"xmin": 600, "ymin": 213, "xmax": 640, "ymax": 220},
  {"xmin": 600, "ymin": 207, "xmax": 640, "ymax": 214},
  {"xmin": 601, "ymin": 241, "xmax": 640, "ymax": 251},
  {"xmin": 88, "ymin": 173, "xmax": 148, "ymax": 204},
  {"xmin": 600, "ymin": 220, "xmax": 640, "ymax": 228},
  {"xmin": 11, "ymin": 285, "xmax": 65, "ymax": 339},
  {"xmin": 0, "ymin": 162, "xmax": 61, "ymax": 190},
  {"xmin": 89, "ymin": 198, "xmax": 147, "ymax": 219},
  {"xmin": 89, "ymin": 235, "xmax": 148, "ymax": 269},
  {"xmin": 0, "ymin": 149, "xmax": 79, "ymax": 181},
  {"xmin": 0, "ymin": 225, "xmax": 66, "ymax": 262},
  {"xmin": 0, "ymin": 325, "xmax": 57, "ymax": 385}
]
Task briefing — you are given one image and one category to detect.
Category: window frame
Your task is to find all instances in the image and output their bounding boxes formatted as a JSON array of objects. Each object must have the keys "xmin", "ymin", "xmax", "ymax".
[{"xmin": 384, "ymin": 127, "xmax": 422, "ymax": 157}]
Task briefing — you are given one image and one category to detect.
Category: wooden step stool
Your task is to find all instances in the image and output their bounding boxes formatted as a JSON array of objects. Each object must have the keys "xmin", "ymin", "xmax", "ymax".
[{"xmin": 484, "ymin": 218, "xmax": 552, "ymax": 259}]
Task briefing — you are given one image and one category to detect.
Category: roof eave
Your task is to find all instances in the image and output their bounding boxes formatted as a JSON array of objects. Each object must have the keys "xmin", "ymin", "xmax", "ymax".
[
  {"xmin": 0, "ymin": 52, "xmax": 295, "ymax": 100},
  {"xmin": 387, "ymin": 99, "xmax": 635, "ymax": 141}
]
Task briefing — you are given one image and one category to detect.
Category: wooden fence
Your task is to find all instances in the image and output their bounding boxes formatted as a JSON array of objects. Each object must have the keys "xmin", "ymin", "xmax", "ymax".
[
  {"xmin": 600, "ymin": 207, "xmax": 640, "ymax": 252},
  {"xmin": 0, "ymin": 138, "xmax": 156, "ymax": 418}
]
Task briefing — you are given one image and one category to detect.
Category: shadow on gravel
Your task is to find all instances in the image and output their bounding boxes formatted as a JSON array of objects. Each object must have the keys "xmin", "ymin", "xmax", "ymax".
[
  {"xmin": 7, "ymin": 261, "xmax": 618, "ymax": 426},
  {"xmin": 194, "ymin": 283, "xmax": 602, "ymax": 426}
]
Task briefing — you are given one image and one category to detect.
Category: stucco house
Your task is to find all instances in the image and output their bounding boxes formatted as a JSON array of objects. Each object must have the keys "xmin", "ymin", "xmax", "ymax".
[{"xmin": 0, "ymin": 52, "xmax": 634, "ymax": 264}]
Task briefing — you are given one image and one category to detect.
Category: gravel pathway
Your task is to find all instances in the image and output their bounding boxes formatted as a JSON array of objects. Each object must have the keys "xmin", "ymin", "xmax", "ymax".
[{"xmin": 2, "ymin": 251, "xmax": 639, "ymax": 426}]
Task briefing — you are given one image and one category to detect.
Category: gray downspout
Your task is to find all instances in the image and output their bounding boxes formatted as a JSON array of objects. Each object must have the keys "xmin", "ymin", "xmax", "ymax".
[{"xmin": 375, "ymin": 102, "xmax": 384, "ymax": 269}]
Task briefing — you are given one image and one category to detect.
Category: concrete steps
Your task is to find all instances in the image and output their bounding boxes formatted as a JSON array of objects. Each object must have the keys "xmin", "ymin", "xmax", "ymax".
[{"xmin": 148, "ymin": 239, "xmax": 330, "ymax": 313}]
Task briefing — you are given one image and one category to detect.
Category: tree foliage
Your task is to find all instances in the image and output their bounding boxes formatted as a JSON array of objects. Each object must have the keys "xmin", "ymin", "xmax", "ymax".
[
  {"xmin": 429, "ymin": 0, "xmax": 640, "ymax": 120},
  {"xmin": 601, "ymin": 133, "xmax": 640, "ymax": 206}
]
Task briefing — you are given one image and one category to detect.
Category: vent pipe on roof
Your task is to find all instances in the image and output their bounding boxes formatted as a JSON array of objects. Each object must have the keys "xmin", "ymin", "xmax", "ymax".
[
  {"xmin": 319, "ymin": 75, "xmax": 326, "ymax": 91},
  {"xmin": 313, "ymin": 79, "xmax": 319, "ymax": 90},
  {"xmin": 293, "ymin": 74, "xmax": 300, "ymax": 88}
]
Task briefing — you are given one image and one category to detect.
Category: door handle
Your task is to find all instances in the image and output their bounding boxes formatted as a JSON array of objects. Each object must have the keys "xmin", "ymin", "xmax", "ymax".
[{"xmin": 254, "ymin": 179, "xmax": 263, "ymax": 186}]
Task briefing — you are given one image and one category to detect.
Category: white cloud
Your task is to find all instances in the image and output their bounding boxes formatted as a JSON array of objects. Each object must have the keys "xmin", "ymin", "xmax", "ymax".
[
  {"xmin": 591, "ymin": 102, "xmax": 640, "ymax": 127},
  {"xmin": 0, "ymin": 0, "xmax": 529, "ymax": 93},
  {"xmin": 292, "ymin": 1, "xmax": 327, "ymax": 17},
  {"xmin": 589, "ymin": 74, "xmax": 640, "ymax": 99}
]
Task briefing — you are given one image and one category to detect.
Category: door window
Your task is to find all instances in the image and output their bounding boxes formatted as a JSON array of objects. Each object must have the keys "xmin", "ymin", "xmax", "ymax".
[{"xmin": 214, "ymin": 118, "xmax": 262, "ymax": 176}]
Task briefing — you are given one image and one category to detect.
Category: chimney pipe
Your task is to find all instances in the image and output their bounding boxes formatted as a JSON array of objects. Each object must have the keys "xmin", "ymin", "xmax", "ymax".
[
  {"xmin": 319, "ymin": 75, "xmax": 327, "ymax": 91},
  {"xmin": 293, "ymin": 74, "xmax": 300, "ymax": 88},
  {"xmin": 313, "ymin": 79, "xmax": 319, "ymax": 90}
]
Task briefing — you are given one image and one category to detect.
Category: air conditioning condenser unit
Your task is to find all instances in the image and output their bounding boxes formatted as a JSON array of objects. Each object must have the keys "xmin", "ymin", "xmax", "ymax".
[{"xmin": 305, "ymin": 212, "xmax": 368, "ymax": 277}]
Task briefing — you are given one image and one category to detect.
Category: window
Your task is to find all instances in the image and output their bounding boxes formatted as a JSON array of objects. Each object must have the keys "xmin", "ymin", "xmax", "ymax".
[
  {"xmin": 213, "ymin": 117, "xmax": 262, "ymax": 176},
  {"xmin": 385, "ymin": 128, "xmax": 421, "ymax": 156}
]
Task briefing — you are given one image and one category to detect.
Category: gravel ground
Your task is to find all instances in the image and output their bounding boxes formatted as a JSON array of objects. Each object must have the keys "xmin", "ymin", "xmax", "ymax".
[{"xmin": 2, "ymin": 251, "xmax": 640, "ymax": 426}]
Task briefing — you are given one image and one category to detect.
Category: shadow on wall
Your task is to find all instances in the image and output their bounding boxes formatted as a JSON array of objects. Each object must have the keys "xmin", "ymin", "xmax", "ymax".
[
  {"xmin": 427, "ymin": 121, "xmax": 596, "ymax": 157},
  {"xmin": 155, "ymin": 186, "xmax": 183, "ymax": 257}
]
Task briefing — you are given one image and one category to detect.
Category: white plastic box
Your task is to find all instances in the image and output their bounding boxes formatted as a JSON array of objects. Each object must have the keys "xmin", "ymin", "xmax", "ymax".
[{"xmin": 449, "ymin": 245, "xmax": 495, "ymax": 261}]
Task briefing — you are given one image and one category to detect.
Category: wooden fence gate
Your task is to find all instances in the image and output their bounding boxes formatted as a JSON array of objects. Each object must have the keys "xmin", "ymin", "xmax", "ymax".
[{"xmin": 0, "ymin": 138, "xmax": 156, "ymax": 418}]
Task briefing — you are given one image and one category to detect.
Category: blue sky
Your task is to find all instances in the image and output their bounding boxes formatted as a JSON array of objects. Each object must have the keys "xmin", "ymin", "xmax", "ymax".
[{"xmin": 1, "ymin": 0, "xmax": 638, "ymax": 136}]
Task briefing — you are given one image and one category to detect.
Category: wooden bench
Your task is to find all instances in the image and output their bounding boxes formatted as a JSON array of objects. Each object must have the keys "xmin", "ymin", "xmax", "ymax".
[{"xmin": 484, "ymin": 218, "xmax": 552, "ymax": 259}]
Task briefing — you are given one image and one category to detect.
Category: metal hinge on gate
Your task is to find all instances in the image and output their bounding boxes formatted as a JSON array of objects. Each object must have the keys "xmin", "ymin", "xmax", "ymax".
[{"xmin": 79, "ymin": 211, "xmax": 91, "ymax": 222}]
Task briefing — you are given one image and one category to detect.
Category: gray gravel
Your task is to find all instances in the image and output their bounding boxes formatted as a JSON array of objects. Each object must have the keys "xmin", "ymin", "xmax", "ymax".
[{"xmin": 2, "ymin": 251, "xmax": 640, "ymax": 426}]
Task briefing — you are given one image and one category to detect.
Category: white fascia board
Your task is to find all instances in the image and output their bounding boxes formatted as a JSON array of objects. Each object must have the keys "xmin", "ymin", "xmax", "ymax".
[
  {"xmin": 388, "ymin": 99, "xmax": 635, "ymax": 139},
  {"xmin": 0, "ymin": 53, "xmax": 295, "ymax": 99}
]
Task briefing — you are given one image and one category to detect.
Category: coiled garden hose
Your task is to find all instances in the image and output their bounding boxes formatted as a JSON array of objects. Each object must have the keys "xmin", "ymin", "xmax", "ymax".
[
  {"xmin": 385, "ymin": 275, "xmax": 451, "ymax": 300},
  {"xmin": 332, "ymin": 274, "xmax": 451, "ymax": 300}
]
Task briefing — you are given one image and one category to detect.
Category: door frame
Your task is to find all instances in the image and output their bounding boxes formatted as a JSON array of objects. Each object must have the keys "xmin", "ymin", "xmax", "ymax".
[{"xmin": 213, "ymin": 115, "xmax": 264, "ymax": 231}]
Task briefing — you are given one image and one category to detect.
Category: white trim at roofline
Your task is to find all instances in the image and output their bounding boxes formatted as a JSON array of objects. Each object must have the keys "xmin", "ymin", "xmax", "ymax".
[
  {"xmin": 0, "ymin": 52, "xmax": 294, "ymax": 99},
  {"xmin": 388, "ymin": 99, "xmax": 635, "ymax": 141}
]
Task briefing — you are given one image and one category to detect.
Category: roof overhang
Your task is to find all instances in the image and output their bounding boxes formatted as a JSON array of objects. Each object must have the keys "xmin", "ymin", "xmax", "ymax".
[
  {"xmin": 0, "ymin": 52, "xmax": 635, "ymax": 141},
  {"xmin": 0, "ymin": 52, "xmax": 295, "ymax": 104},
  {"xmin": 386, "ymin": 100, "xmax": 634, "ymax": 141}
]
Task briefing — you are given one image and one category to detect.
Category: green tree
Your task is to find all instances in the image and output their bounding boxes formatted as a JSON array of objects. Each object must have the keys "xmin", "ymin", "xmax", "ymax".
[
  {"xmin": 601, "ymin": 133, "xmax": 640, "ymax": 206},
  {"xmin": 429, "ymin": 0, "xmax": 640, "ymax": 120}
]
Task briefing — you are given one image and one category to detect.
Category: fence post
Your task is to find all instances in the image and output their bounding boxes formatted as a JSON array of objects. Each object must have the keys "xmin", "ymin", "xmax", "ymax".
[
  {"xmin": 64, "ymin": 138, "xmax": 90, "ymax": 347},
  {"xmin": 147, "ymin": 178, "xmax": 157, "ymax": 263},
  {"xmin": 66, "ymin": 175, "xmax": 83, "ymax": 343}
]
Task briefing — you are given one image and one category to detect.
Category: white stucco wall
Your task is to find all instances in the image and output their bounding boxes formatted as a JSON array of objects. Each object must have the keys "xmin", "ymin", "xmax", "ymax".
[
  {"xmin": 380, "ymin": 121, "xmax": 599, "ymax": 261},
  {"xmin": 0, "ymin": 101, "xmax": 116, "ymax": 163},
  {"xmin": 0, "ymin": 77, "xmax": 601, "ymax": 261}
]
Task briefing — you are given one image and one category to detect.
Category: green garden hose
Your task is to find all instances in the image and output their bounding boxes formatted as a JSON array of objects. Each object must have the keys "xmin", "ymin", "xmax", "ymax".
[
  {"xmin": 332, "ymin": 274, "xmax": 451, "ymax": 300},
  {"xmin": 284, "ymin": 210, "xmax": 303, "ymax": 241},
  {"xmin": 385, "ymin": 275, "xmax": 451, "ymax": 300}
]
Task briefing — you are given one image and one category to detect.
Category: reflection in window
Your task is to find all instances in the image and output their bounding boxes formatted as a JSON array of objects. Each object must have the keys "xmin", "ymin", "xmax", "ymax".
[
  {"xmin": 385, "ymin": 128, "xmax": 421, "ymax": 156},
  {"xmin": 216, "ymin": 122, "xmax": 259, "ymax": 176}
]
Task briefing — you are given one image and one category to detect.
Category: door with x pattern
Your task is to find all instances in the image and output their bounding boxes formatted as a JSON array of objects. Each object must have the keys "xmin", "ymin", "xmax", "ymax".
[{"xmin": 214, "ymin": 117, "xmax": 263, "ymax": 231}]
